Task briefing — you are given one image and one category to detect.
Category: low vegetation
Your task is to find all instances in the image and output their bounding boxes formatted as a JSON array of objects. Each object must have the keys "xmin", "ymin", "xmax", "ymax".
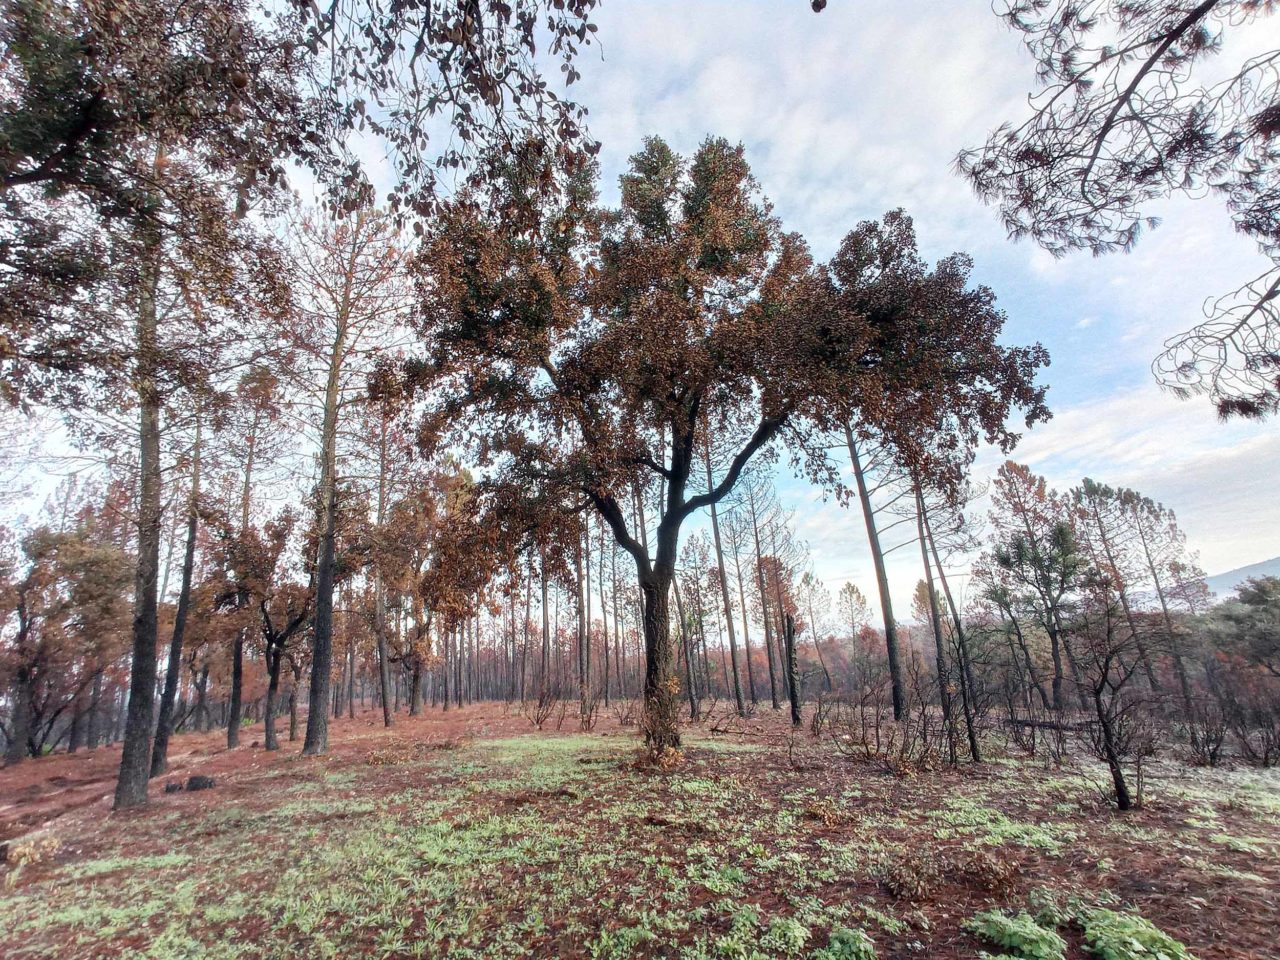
[{"xmin": 1, "ymin": 709, "xmax": 1276, "ymax": 958}]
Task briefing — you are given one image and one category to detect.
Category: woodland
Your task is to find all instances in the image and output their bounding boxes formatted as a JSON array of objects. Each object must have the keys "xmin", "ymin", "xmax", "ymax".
[{"xmin": 1, "ymin": 2, "xmax": 1279, "ymax": 959}]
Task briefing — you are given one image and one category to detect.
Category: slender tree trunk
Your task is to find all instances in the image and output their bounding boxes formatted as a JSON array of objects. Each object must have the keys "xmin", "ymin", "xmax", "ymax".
[
  {"xmin": 1088, "ymin": 503, "xmax": 1160, "ymax": 690},
  {"xmin": 845, "ymin": 425, "xmax": 905, "ymax": 720},
  {"xmin": 599, "ymin": 527, "xmax": 611, "ymax": 707},
  {"xmin": 151, "ymin": 415, "xmax": 202, "ymax": 776},
  {"xmin": 915, "ymin": 485, "xmax": 956, "ymax": 762},
  {"xmin": 919, "ymin": 489, "xmax": 982, "ymax": 762},
  {"xmin": 288, "ymin": 667, "xmax": 300, "ymax": 741},
  {"xmin": 303, "ymin": 328, "xmax": 344, "ymax": 755},
  {"xmin": 1092, "ymin": 678, "xmax": 1132, "ymax": 810},
  {"xmin": 783, "ymin": 614, "xmax": 801, "ymax": 726},
  {"xmin": 228, "ymin": 632, "xmax": 245, "ymax": 748},
  {"xmin": 674, "ymin": 574, "xmax": 698, "ymax": 719},
  {"xmin": 705, "ymin": 448, "xmax": 745, "ymax": 716},
  {"xmin": 347, "ymin": 643, "xmax": 356, "ymax": 719},
  {"xmin": 114, "ymin": 205, "xmax": 164, "ymax": 811},
  {"xmin": 374, "ymin": 414, "xmax": 394, "ymax": 727},
  {"xmin": 731, "ymin": 548, "xmax": 760, "ymax": 705},
  {"xmin": 1139, "ymin": 530, "xmax": 1197, "ymax": 726},
  {"xmin": 577, "ymin": 535, "xmax": 588, "ymax": 718},
  {"xmin": 747, "ymin": 489, "xmax": 781, "ymax": 710},
  {"xmin": 194, "ymin": 665, "xmax": 209, "ymax": 733},
  {"xmin": 87, "ymin": 668, "xmax": 103, "ymax": 749},
  {"xmin": 540, "ymin": 554, "xmax": 550, "ymax": 693}
]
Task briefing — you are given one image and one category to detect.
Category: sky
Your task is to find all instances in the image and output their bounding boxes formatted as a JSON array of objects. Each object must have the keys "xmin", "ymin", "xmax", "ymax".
[{"xmin": 561, "ymin": 0, "xmax": 1279, "ymax": 614}]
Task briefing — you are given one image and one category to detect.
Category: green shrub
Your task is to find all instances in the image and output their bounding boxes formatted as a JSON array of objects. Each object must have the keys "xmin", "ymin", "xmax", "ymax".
[
  {"xmin": 1082, "ymin": 910, "xmax": 1197, "ymax": 960},
  {"xmin": 964, "ymin": 910, "xmax": 1067, "ymax": 960},
  {"xmin": 761, "ymin": 917, "xmax": 810, "ymax": 956},
  {"xmin": 810, "ymin": 926, "xmax": 877, "ymax": 960}
]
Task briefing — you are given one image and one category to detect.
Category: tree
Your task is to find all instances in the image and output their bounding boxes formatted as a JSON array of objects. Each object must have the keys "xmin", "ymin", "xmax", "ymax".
[
  {"xmin": 290, "ymin": 209, "xmax": 412, "ymax": 756},
  {"xmin": 1071, "ymin": 478, "xmax": 1160, "ymax": 691},
  {"xmin": 958, "ymin": 1, "xmax": 1280, "ymax": 417},
  {"xmin": 1, "ymin": 503, "xmax": 131, "ymax": 764},
  {"xmin": 1124, "ymin": 489, "xmax": 1207, "ymax": 723},
  {"xmin": 830, "ymin": 212, "xmax": 1051, "ymax": 719},
  {"xmin": 403, "ymin": 140, "xmax": 1048, "ymax": 752},
  {"xmin": 1212, "ymin": 576, "xmax": 1280, "ymax": 677},
  {"xmin": 1075, "ymin": 570, "xmax": 1153, "ymax": 810},
  {"xmin": 983, "ymin": 462, "xmax": 1086, "ymax": 712},
  {"xmin": 1, "ymin": 0, "xmax": 602, "ymax": 402},
  {"xmin": 149, "ymin": 410, "xmax": 203, "ymax": 775}
]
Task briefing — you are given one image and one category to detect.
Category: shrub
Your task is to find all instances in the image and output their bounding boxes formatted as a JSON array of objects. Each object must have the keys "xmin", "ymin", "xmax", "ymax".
[
  {"xmin": 810, "ymin": 926, "xmax": 877, "ymax": 960},
  {"xmin": 1081, "ymin": 909, "xmax": 1197, "ymax": 960},
  {"xmin": 950, "ymin": 848, "xmax": 1019, "ymax": 895},
  {"xmin": 878, "ymin": 852, "xmax": 941, "ymax": 900},
  {"xmin": 761, "ymin": 917, "xmax": 810, "ymax": 956},
  {"xmin": 964, "ymin": 910, "xmax": 1067, "ymax": 960}
]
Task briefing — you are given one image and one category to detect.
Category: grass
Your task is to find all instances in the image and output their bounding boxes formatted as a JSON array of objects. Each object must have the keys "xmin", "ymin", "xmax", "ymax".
[{"xmin": 0, "ymin": 715, "xmax": 1276, "ymax": 959}]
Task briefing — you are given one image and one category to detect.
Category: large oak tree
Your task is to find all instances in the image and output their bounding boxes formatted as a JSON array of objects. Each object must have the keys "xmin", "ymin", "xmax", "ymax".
[{"xmin": 402, "ymin": 136, "xmax": 1049, "ymax": 752}]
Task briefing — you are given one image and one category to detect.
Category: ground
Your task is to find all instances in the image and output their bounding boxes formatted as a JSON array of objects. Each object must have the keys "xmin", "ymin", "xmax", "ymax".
[{"xmin": 0, "ymin": 704, "xmax": 1277, "ymax": 959}]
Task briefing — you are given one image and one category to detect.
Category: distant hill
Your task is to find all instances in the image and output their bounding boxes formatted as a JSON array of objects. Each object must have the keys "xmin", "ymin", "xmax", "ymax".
[{"xmin": 1206, "ymin": 556, "xmax": 1280, "ymax": 598}]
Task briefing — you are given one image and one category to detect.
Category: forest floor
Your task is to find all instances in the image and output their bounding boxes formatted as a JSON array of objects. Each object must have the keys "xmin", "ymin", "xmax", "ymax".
[{"xmin": 0, "ymin": 704, "xmax": 1278, "ymax": 960}]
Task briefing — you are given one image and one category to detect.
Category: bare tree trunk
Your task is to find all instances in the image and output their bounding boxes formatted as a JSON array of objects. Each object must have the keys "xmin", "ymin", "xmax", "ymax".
[
  {"xmin": 674, "ymin": 574, "xmax": 698, "ymax": 719},
  {"xmin": 87, "ymin": 669, "xmax": 103, "ymax": 749},
  {"xmin": 915, "ymin": 485, "xmax": 956, "ymax": 763},
  {"xmin": 114, "ymin": 207, "xmax": 163, "ymax": 810},
  {"xmin": 4, "ymin": 668, "xmax": 33, "ymax": 764},
  {"xmin": 264, "ymin": 648, "xmax": 283, "ymax": 751},
  {"xmin": 639, "ymin": 568, "xmax": 680, "ymax": 751},
  {"xmin": 599, "ymin": 526, "xmax": 611, "ymax": 708},
  {"xmin": 152, "ymin": 415, "xmax": 202, "ymax": 776},
  {"xmin": 845, "ymin": 425, "xmax": 905, "ymax": 720},
  {"xmin": 540, "ymin": 557, "xmax": 550, "ymax": 694},
  {"xmin": 919, "ymin": 489, "xmax": 982, "ymax": 762},
  {"xmin": 705, "ymin": 447, "xmax": 745, "ymax": 716},
  {"xmin": 783, "ymin": 614, "xmax": 801, "ymax": 727},
  {"xmin": 730, "ymin": 545, "xmax": 760, "ymax": 705},
  {"xmin": 303, "ymin": 324, "xmax": 344, "ymax": 755}
]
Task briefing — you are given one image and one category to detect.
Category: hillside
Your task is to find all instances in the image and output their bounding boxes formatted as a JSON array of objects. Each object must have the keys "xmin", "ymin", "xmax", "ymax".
[{"xmin": 1206, "ymin": 556, "xmax": 1280, "ymax": 598}]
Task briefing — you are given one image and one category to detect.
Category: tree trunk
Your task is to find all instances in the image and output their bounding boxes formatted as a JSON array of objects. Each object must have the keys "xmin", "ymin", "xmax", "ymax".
[
  {"xmin": 151, "ymin": 415, "xmax": 202, "ymax": 776},
  {"xmin": 114, "ymin": 206, "xmax": 163, "ymax": 811},
  {"xmin": 915, "ymin": 487, "xmax": 956, "ymax": 763},
  {"xmin": 87, "ymin": 668, "xmax": 103, "ymax": 749},
  {"xmin": 845, "ymin": 425, "xmax": 905, "ymax": 720},
  {"xmin": 674, "ymin": 574, "xmax": 699, "ymax": 719},
  {"xmin": 919, "ymin": 490, "xmax": 982, "ymax": 763},
  {"xmin": 228, "ymin": 632, "xmax": 244, "ymax": 748},
  {"xmin": 747, "ymin": 488, "xmax": 781, "ymax": 710},
  {"xmin": 1093, "ymin": 684, "xmax": 1132, "ymax": 811},
  {"xmin": 705, "ymin": 448, "xmax": 745, "ymax": 716},
  {"xmin": 783, "ymin": 613, "xmax": 802, "ymax": 727},
  {"xmin": 4, "ymin": 666, "xmax": 33, "ymax": 765},
  {"xmin": 264, "ymin": 647, "xmax": 283, "ymax": 751},
  {"xmin": 599, "ymin": 526, "xmax": 611, "ymax": 708},
  {"xmin": 731, "ymin": 548, "xmax": 760, "ymax": 705},
  {"xmin": 639, "ymin": 569, "xmax": 680, "ymax": 752}
]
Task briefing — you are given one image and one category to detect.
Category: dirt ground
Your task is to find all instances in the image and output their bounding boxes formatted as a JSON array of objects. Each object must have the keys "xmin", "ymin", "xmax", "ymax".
[{"xmin": 0, "ymin": 703, "xmax": 1277, "ymax": 959}]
